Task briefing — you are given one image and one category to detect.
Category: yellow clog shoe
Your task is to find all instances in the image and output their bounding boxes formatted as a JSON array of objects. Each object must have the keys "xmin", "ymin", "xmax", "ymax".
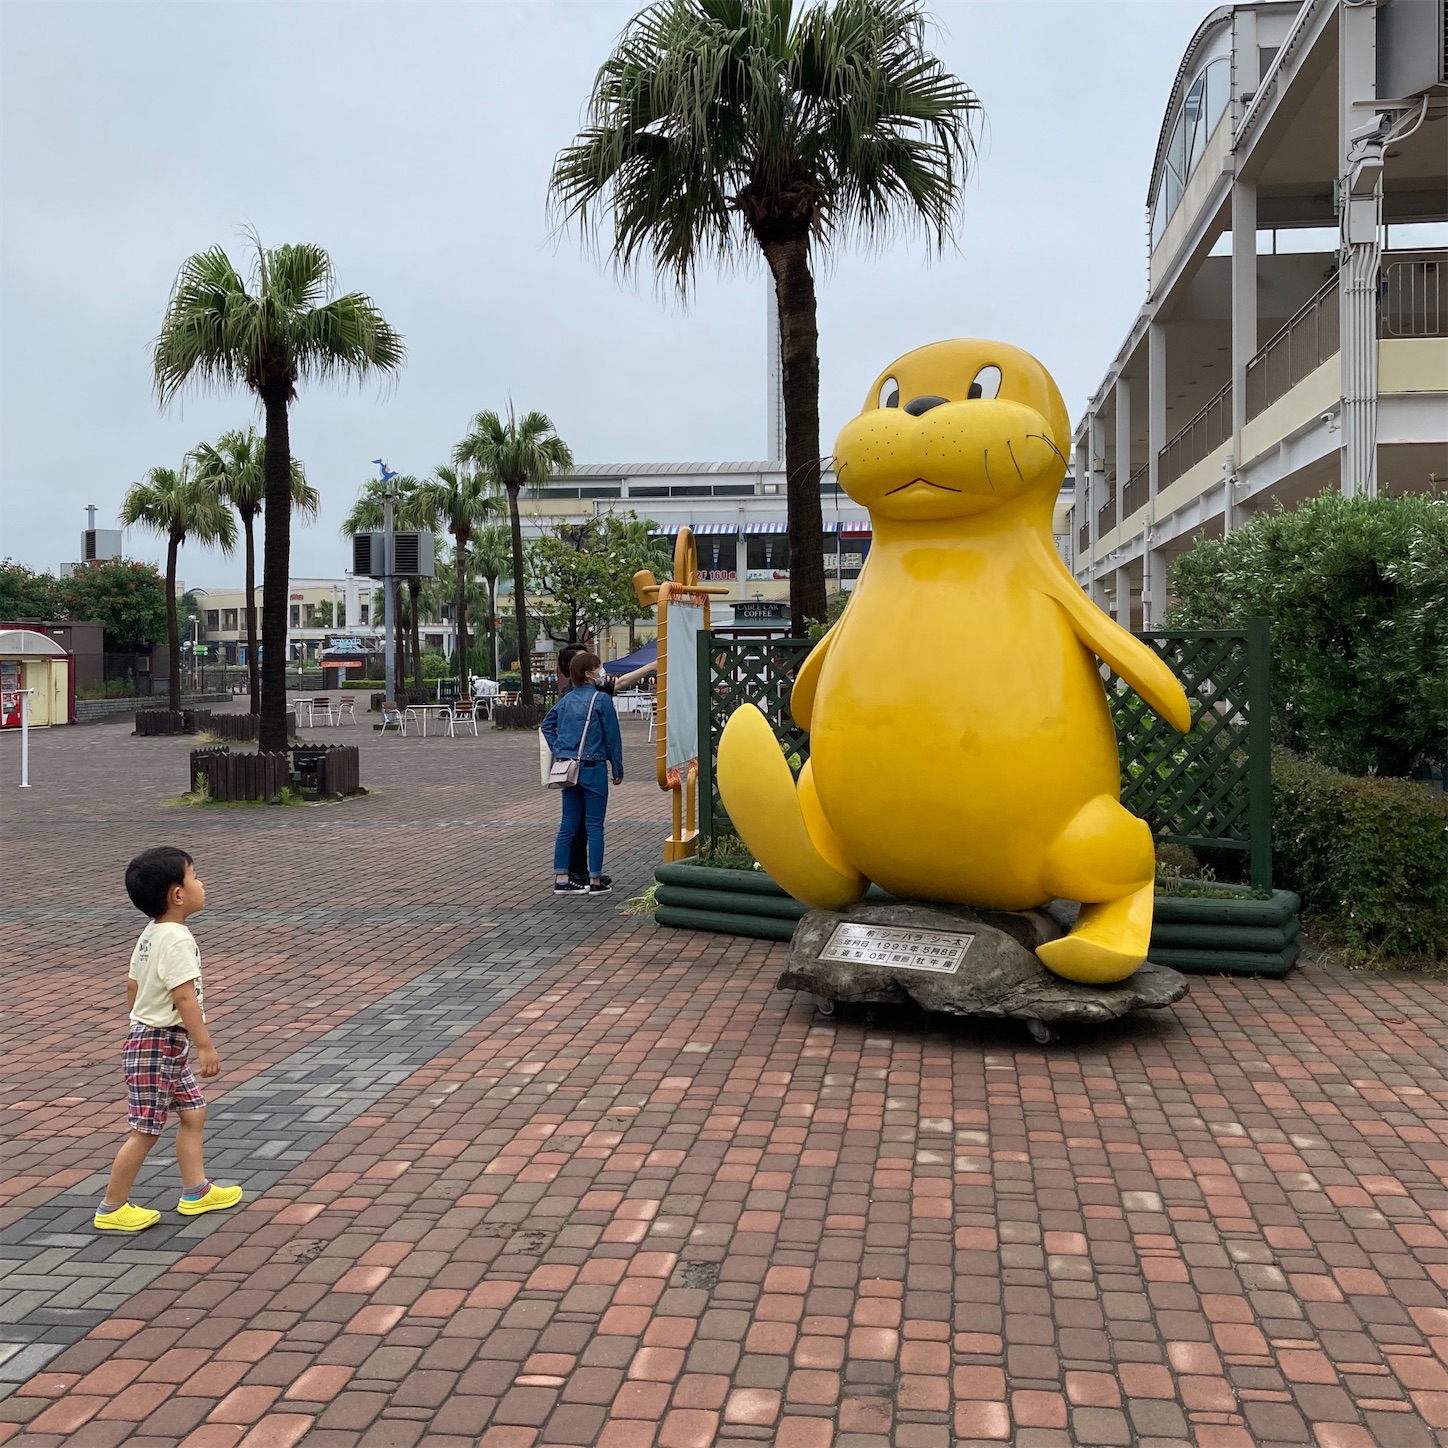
[{"xmin": 176, "ymin": 1183, "xmax": 244, "ymax": 1216}]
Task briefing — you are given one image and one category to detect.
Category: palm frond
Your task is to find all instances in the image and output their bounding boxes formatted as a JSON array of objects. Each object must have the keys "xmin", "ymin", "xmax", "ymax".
[{"xmin": 548, "ymin": 0, "xmax": 978, "ymax": 287}]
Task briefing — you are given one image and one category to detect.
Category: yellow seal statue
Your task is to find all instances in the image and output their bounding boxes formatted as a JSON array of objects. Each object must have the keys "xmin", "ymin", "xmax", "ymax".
[{"xmin": 717, "ymin": 339, "xmax": 1191, "ymax": 985}]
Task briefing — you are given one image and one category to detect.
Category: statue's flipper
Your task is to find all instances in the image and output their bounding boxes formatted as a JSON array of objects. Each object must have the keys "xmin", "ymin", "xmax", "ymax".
[
  {"xmin": 789, "ymin": 627, "xmax": 836, "ymax": 732},
  {"xmin": 1035, "ymin": 884, "xmax": 1155, "ymax": 985},
  {"xmin": 1044, "ymin": 573, "xmax": 1192, "ymax": 732},
  {"xmin": 1036, "ymin": 794, "xmax": 1156, "ymax": 984},
  {"xmin": 717, "ymin": 704, "xmax": 867, "ymax": 910}
]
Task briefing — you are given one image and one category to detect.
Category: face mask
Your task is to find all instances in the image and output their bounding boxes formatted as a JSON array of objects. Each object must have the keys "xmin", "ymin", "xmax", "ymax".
[{"xmin": 588, "ymin": 671, "xmax": 603, "ymax": 684}]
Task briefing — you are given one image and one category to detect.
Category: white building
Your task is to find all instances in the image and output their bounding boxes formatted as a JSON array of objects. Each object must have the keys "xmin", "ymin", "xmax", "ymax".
[
  {"xmin": 1070, "ymin": 0, "xmax": 1447, "ymax": 627},
  {"xmin": 194, "ymin": 576, "xmax": 455, "ymax": 664}
]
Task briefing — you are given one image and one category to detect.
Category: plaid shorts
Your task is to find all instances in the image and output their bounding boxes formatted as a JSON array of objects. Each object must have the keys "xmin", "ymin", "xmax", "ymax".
[{"xmin": 124, "ymin": 1024, "xmax": 204, "ymax": 1134}]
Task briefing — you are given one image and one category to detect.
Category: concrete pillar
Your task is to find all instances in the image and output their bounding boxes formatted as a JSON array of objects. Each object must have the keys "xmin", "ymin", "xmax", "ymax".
[
  {"xmin": 1077, "ymin": 437, "xmax": 1094, "ymax": 589},
  {"xmin": 1231, "ymin": 178, "xmax": 1257, "ymax": 441},
  {"xmin": 1338, "ymin": 0, "xmax": 1381, "ymax": 497},
  {"xmin": 1088, "ymin": 411, "xmax": 1108, "ymax": 606},
  {"xmin": 1114, "ymin": 565, "xmax": 1133, "ymax": 628},
  {"xmin": 1115, "ymin": 376, "xmax": 1132, "ymax": 502},
  {"xmin": 1145, "ymin": 320, "xmax": 1168, "ymax": 623}
]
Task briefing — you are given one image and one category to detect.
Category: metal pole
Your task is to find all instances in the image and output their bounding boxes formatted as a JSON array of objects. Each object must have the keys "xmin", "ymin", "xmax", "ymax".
[
  {"xmin": 383, "ymin": 494, "xmax": 396, "ymax": 702},
  {"xmin": 19, "ymin": 690, "xmax": 31, "ymax": 788}
]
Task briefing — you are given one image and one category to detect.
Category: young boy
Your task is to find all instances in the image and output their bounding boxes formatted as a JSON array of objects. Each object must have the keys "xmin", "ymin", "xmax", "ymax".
[{"xmin": 95, "ymin": 847, "xmax": 243, "ymax": 1232}]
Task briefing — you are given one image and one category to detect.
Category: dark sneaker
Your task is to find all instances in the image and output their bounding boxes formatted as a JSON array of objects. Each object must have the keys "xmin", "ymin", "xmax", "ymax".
[
  {"xmin": 553, "ymin": 881, "xmax": 587, "ymax": 895},
  {"xmin": 588, "ymin": 880, "xmax": 613, "ymax": 895}
]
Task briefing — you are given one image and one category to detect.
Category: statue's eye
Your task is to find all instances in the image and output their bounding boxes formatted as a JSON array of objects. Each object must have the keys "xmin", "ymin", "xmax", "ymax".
[
  {"xmin": 878, "ymin": 377, "xmax": 900, "ymax": 409},
  {"xmin": 969, "ymin": 365, "xmax": 1002, "ymax": 400}
]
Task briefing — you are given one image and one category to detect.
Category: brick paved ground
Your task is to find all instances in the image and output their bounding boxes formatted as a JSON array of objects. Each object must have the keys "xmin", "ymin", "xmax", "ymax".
[{"xmin": 5, "ymin": 707, "xmax": 1448, "ymax": 1447}]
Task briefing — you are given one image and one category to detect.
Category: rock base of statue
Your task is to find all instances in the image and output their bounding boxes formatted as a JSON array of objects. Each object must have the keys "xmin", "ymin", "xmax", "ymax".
[{"xmin": 780, "ymin": 900, "xmax": 1187, "ymax": 1041}]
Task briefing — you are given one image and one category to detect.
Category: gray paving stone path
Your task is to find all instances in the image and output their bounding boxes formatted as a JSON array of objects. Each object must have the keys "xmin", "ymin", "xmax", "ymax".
[{"xmin": 0, "ymin": 834, "xmax": 657, "ymax": 1395}]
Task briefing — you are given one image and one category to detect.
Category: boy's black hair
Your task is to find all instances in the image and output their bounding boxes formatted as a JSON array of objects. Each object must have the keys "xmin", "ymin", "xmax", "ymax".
[
  {"xmin": 558, "ymin": 643, "xmax": 585, "ymax": 676},
  {"xmin": 125, "ymin": 847, "xmax": 193, "ymax": 919}
]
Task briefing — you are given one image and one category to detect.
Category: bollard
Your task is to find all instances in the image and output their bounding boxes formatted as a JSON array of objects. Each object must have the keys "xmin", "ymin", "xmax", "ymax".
[{"xmin": 19, "ymin": 688, "xmax": 32, "ymax": 788}]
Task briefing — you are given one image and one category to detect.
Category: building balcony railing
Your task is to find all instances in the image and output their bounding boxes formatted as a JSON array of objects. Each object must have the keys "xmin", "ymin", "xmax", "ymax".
[
  {"xmin": 1121, "ymin": 463, "xmax": 1149, "ymax": 520},
  {"xmin": 1159, "ymin": 380, "xmax": 1232, "ymax": 490},
  {"xmin": 1078, "ymin": 518, "xmax": 1089, "ymax": 554},
  {"xmin": 1246, "ymin": 276, "xmax": 1340, "ymax": 422},
  {"xmin": 1096, "ymin": 472, "xmax": 1117, "ymax": 536},
  {"xmin": 1380, "ymin": 253, "xmax": 1448, "ymax": 338}
]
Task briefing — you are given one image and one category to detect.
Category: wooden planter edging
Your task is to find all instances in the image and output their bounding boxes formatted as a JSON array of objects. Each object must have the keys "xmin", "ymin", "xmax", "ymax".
[
  {"xmin": 189, "ymin": 747, "xmax": 288, "ymax": 803},
  {"xmin": 654, "ymin": 864, "xmax": 1304, "ymax": 977},
  {"xmin": 136, "ymin": 708, "xmax": 258, "ymax": 739}
]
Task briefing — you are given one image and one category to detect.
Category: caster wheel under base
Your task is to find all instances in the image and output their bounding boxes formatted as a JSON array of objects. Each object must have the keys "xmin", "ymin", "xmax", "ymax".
[
  {"xmin": 813, "ymin": 996, "xmax": 837, "ymax": 1017},
  {"xmin": 1023, "ymin": 1018, "xmax": 1054, "ymax": 1045}
]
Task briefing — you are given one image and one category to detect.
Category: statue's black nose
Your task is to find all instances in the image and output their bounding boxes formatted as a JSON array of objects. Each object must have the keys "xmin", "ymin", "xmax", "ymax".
[{"xmin": 903, "ymin": 394, "xmax": 948, "ymax": 416}]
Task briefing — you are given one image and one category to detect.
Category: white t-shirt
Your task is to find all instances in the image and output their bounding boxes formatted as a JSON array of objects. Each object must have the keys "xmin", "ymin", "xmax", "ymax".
[{"xmin": 129, "ymin": 921, "xmax": 203, "ymax": 1029}]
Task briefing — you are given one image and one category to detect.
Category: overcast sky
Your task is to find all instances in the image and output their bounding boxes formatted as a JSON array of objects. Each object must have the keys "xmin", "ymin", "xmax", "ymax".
[{"xmin": 1, "ymin": 0, "xmax": 1210, "ymax": 589}]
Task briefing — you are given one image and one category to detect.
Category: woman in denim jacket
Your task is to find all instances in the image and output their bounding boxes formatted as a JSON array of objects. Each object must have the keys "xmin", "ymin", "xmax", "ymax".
[{"xmin": 541, "ymin": 651, "xmax": 624, "ymax": 894}]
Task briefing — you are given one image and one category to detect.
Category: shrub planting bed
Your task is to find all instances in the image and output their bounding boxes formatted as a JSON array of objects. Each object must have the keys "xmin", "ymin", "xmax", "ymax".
[{"xmin": 1273, "ymin": 750, "xmax": 1448, "ymax": 960}]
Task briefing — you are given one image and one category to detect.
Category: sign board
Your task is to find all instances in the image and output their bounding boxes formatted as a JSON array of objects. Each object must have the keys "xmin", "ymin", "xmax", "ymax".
[
  {"xmin": 664, "ymin": 599, "xmax": 705, "ymax": 773},
  {"xmin": 733, "ymin": 600, "xmax": 789, "ymax": 621},
  {"xmin": 819, "ymin": 922, "xmax": 976, "ymax": 974}
]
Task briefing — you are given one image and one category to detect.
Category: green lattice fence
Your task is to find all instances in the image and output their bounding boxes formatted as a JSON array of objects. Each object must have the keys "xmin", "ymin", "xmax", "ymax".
[
  {"xmin": 1108, "ymin": 619, "xmax": 1272, "ymax": 889},
  {"xmin": 696, "ymin": 619, "xmax": 1273, "ymax": 889},
  {"xmin": 697, "ymin": 633, "xmax": 814, "ymax": 846}
]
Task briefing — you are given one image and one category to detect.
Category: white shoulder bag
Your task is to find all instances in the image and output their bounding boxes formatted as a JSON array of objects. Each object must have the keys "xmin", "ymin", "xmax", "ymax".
[{"xmin": 546, "ymin": 687, "xmax": 599, "ymax": 789}]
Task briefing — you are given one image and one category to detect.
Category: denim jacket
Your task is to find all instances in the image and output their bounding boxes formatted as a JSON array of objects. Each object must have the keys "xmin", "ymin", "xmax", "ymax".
[{"xmin": 541, "ymin": 685, "xmax": 624, "ymax": 779}]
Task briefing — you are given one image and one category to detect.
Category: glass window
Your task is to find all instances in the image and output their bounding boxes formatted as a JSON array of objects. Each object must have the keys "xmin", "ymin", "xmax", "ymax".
[
  {"xmin": 359, "ymin": 602, "xmax": 369, "ymax": 624},
  {"xmin": 1185, "ymin": 76, "xmax": 1207, "ymax": 173},
  {"xmin": 1155, "ymin": 61, "xmax": 1227, "ymax": 247},
  {"xmin": 205, "ymin": 610, "xmax": 219, "ymax": 628},
  {"xmin": 289, "ymin": 605, "xmax": 301, "ymax": 627},
  {"xmin": 1204, "ymin": 59, "xmax": 1228, "ymax": 134},
  {"xmin": 698, "ymin": 536, "xmax": 737, "ymax": 582},
  {"xmin": 222, "ymin": 609, "xmax": 238, "ymax": 630},
  {"xmin": 304, "ymin": 604, "xmax": 315, "ymax": 626},
  {"xmin": 746, "ymin": 536, "xmax": 790, "ymax": 578}
]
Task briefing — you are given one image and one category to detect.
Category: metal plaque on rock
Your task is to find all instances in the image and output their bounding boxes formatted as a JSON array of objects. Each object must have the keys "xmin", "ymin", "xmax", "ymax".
[{"xmin": 818, "ymin": 922, "xmax": 975, "ymax": 975}]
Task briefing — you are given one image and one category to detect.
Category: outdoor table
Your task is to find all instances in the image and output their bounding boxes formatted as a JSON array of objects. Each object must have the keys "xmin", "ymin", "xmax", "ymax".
[{"xmin": 404, "ymin": 704, "xmax": 455, "ymax": 737}]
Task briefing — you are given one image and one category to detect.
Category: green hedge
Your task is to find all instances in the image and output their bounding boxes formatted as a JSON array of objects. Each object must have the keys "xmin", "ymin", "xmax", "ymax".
[{"xmin": 1273, "ymin": 750, "xmax": 1448, "ymax": 959}]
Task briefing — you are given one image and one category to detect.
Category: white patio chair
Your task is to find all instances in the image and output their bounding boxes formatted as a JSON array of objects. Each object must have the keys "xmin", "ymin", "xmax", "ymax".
[
  {"xmin": 445, "ymin": 698, "xmax": 480, "ymax": 737},
  {"xmin": 379, "ymin": 699, "xmax": 408, "ymax": 735},
  {"xmin": 333, "ymin": 697, "xmax": 357, "ymax": 725}
]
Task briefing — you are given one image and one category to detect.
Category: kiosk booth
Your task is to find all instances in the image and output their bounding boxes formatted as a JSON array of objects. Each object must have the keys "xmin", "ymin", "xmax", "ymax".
[{"xmin": 0, "ymin": 629, "xmax": 74, "ymax": 728}]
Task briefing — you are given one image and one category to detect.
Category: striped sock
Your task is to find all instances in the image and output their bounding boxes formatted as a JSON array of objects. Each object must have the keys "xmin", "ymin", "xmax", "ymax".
[{"xmin": 182, "ymin": 1180, "xmax": 210, "ymax": 1201}]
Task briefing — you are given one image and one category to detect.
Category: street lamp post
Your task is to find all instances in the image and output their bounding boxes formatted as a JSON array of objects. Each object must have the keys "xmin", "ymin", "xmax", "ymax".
[{"xmin": 382, "ymin": 490, "xmax": 396, "ymax": 704}]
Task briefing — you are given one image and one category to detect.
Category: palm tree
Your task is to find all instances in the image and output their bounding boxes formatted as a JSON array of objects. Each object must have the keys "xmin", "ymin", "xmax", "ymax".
[
  {"xmin": 153, "ymin": 236, "xmax": 404, "ymax": 751},
  {"xmin": 341, "ymin": 476, "xmax": 425, "ymax": 695},
  {"xmin": 413, "ymin": 464, "xmax": 503, "ymax": 690},
  {"xmin": 551, "ymin": 0, "xmax": 978, "ymax": 634},
  {"xmin": 455, "ymin": 408, "xmax": 573, "ymax": 709},
  {"xmin": 471, "ymin": 524, "xmax": 513, "ymax": 679},
  {"xmin": 120, "ymin": 464, "xmax": 237, "ymax": 710},
  {"xmin": 191, "ymin": 427, "xmax": 317, "ymax": 714}
]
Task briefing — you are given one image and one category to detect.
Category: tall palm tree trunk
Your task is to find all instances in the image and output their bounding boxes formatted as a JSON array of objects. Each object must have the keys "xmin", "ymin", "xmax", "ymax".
[
  {"xmin": 764, "ymin": 233, "xmax": 827, "ymax": 637},
  {"xmin": 391, "ymin": 579, "xmax": 405, "ymax": 699},
  {"xmin": 259, "ymin": 388, "xmax": 294, "ymax": 754},
  {"xmin": 506, "ymin": 486, "xmax": 534, "ymax": 709},
  {"xmin": 165, "ymin": 531, "xmax": 182, "ymax": 711},
  {"xmin": 486, "ymin": 579, "xmax": 498, "ymax": 679},
  {"xmin": 242, "ymin": 508, "xmax": 260, "ymax": 715},
  {"xmin": 455, "ymin": 536, "xmax": 470, "ymax": 691},
  {"xmin": 408, "ymin": 579, "xmax": 423, "ymax": 693}
]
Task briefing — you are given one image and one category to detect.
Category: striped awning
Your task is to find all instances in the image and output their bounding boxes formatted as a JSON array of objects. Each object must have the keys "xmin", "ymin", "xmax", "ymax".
[{"xmin": 744, "ymin": 522, "xmax": 788, "ymax": 534}]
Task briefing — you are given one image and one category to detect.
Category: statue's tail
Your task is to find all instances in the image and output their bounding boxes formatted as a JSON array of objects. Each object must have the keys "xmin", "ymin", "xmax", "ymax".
[{"xmin": 717, "ymin": 704, "xmax": 867, "ymax": 910}]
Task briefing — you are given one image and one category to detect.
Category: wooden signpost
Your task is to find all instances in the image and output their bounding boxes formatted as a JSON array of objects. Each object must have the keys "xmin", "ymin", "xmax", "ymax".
[{"xmin": 633, "ymin": 527, "xmax": 731, "ymax": 861}]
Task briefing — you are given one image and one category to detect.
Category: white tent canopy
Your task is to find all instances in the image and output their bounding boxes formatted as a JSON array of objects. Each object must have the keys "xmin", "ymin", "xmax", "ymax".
[{"xmin": 0, "ymin": 629, "xmax": 68, "ymax": 657}]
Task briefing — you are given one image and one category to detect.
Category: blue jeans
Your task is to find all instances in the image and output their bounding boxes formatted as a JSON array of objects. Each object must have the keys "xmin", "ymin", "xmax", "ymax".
[{"xmin": 554, "ymin": 765, "xmax": 608, "ymax": 877}]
